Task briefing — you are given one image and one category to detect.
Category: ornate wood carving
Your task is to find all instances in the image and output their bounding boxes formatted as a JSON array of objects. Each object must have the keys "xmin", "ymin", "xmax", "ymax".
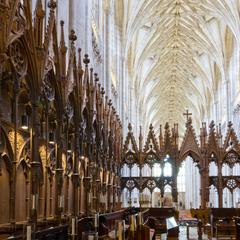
[{"xmin": 122, "ymin": 117, "xmax": 240, "ymax": 209}]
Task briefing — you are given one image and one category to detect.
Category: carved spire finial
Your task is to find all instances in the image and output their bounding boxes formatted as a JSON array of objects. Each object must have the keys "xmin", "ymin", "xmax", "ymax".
[
  {"xmin": 209, "ymin": 120, "xmax": 215, "ymax": 129},
  {"xmin": 69, "ymin": 29, "xmax": 77, "ymax": 43},
  {"xmin": 35, "ymin": 0, "xmax": 45, "ymax": 18},
  {"xmin": 60, "ymin": 20, "xmax": 66, "ymax": 49},
  {"xmin": 139, "ymin": 125, "xmax": 143, "ymax": 151},
  {"xmin": 83, "ymin": 54, "xmax": 90, "ymax": 67},
  {"xmin": 48, "ymin": 0, "xmax": 57, "ymax": 11},
  {"xmin": 94, "ymin": 73, "xmax": 99, "ymax": 83},
  {"xmin": 34, "ymin": 0, "xmax": 45, "ymax": 48},
  {"xmin": 101, "ymin": 87, "xmax": 105, "ymax": 96},
  {"xmin": 77, "ymin": 48, "xmax": 83, "ymax": 74},
  {"xmin": 90, "ymin": 68, "xmax": 94, "ymax": 86},
  {"xmin": 108, "ymin": 99, "xmax": 112, "ymax": 107},
  {"xmin": 128, "ymin": 123, "xmax": 132, "ymax": 131}
]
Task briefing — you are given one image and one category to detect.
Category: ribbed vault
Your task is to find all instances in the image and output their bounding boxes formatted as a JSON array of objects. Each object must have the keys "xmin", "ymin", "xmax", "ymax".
[{"xmin": 123, "ymin": 0, "xmax": 240, "ymax": 134}]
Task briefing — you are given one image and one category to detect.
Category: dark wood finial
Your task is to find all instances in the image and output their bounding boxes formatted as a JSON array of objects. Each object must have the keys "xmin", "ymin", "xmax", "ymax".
[
  {"xmin": 69, "ymin": 29, "xmax": 77, "ymax": 42},
  {"xmin": 128, "ymin": 123, "xmax": 132, "ymax": 131},
  {"xmin": 101, "ymin": 87, "xmax": 105, "ymax": 96},
  {"xmin": 94, "ymin": 73, "xmax": 99, "ymax": 83},
  {"xmin": 83, "ymin": 54, "xmax": 90, "ymax": 66},
  {"xmin": 48, "ymin": 0, "xmax": 57, "ymax": 11}
]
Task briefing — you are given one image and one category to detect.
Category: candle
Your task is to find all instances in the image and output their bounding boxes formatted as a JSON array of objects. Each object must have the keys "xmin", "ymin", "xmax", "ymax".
[
  {"xmin": 32, "ymin": 195, "xmax": 35, "ymax": 210},
  {"xmin": 27, "ymin": 225, "xmax": 31, "ymax": 240},
  {"xmin": 60, "ymin": 195, "xmax": 64, "ymax": 208},
  {"xmin": 72, "ymin": 218, "xmax": 75, "ymax": 235},
  {"xmin": 94, "ymin": 213, "xmax": 98, "ymax": 228},
  {"xmin": 118, "ymin": 221, "xmax": 123, "ymax": 240}
]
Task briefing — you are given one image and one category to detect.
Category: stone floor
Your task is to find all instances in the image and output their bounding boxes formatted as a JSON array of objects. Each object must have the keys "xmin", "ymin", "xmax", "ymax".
[
  {"xmin": 179, "ymin": 226, "xmax": 209, "ymax": 239},
  {"xmin": 159, "ymin": 226, "xmax": 213, "ymax": 239}
]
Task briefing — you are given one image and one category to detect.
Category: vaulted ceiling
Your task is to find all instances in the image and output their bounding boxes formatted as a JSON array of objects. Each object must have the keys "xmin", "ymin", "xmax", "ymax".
[{"xmin": 122, "ymin": 0, "xmax": 240, "ymax": 134}]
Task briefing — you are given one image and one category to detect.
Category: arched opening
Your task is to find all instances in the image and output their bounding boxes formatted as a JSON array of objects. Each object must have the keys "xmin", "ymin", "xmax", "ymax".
[
  {"xmin": 232, "ymin": 163, "xmax": 240, "ymax": 176},
  {"xmin": 209, "ymin": 185, "xmax": 219, "ymax": 208},
  {"xmin": 223, "ymin": 188, "xmax": 232, "ymax": 208},
  {"xmin": 142, "ymin": 163, "xmax": 151, "ymax": 177},
  {"xmin": 163, "ymin": 155, "xmax": 172, "ymax": 177},
  {"xmin": 131, "ymin": 187, "xmax": 140, "ymax": 207},
  {"xmin": 152, "ymin": 163, "xmax": 161, "ymax": 177},
  {"xmin": 233, "ymin": 188, "xmax": 240, "ymax": 208},
  {"xmin": 142, "ymin": 188, "xmax": 151, "ymax": 207},
  {"xmin": 131, "ymin": 164, "xmax": 140, "ymax": 177},
  {"xmin": 163, "ymin": 184, "xmax": 172, "ymax": 207},
  {"xmin": 121, "ymin": 188, "xmax": 130, "ymax": 208},
  {"xmin": 222, "ymin": 163, "xmax": 231, "ymax": 176},
  {"xmin": 209, "ymin": 162, "xmax": 218, "ymax": 176},
  {"xmin": 178, "ymin": 156, "xmax": 200, "ymax": 209},
  {"xmin": 121, "ymin": 163, "xmax": 130, "ymax": 177},
  {"xmin": 177, "ymin": 162, "xmax": 185, "ymax": 210},
  {"xmin": 152, "ymin": 187, "xmax": 161, "ymax": 207}
]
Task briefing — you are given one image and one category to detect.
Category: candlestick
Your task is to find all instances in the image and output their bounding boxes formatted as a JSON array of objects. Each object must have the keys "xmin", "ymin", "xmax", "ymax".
[
  {"xmin": 94, "ymin": 213, "xmax": 99, "ymax": 228},
  {"xmin": 72, "ymin": 217, "xmax": 75, "ymax": 235},
  {"xmin": 27, "ymin": 225, "xmax": 31, "ymax": 240},
  {"xmin": 32, "ymin": 194, "xmax": 36, "ymax": 210}
]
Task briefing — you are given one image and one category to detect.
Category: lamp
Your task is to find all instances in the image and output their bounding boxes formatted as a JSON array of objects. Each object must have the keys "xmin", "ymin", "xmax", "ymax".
[
  {"xmin": 49, "ymin": 132, "xmax": 55, "ymax": 144},
  {"xmin": 21, "ymin": 114, "xmax": 28, "ymax": 130},
  {"xmin": 67, "ymin": 142, "xmax": 72, "ymax": 153}
]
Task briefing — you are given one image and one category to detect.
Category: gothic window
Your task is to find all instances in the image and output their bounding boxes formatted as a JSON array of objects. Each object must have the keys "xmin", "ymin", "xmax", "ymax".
[
  {"xmin": 177, "ymin": 162, "xmax": 185, "ymax": 192},
  {"xmin": 164, "ymin": 162, "xmax": 172, "ymax": 177},
  {"xmin": 152, "ymin": 187, "xmax": 161, "ymax": 207},
  {"xmin": 209, "ymin": 162, "xmax": 218, "ymax": 176},
  {"xmin": 164, "ymin": 184, "xmax": 172, "ymax": 193},
  {"xmin": 121, "ymin": 188, "xmax": 130, "ymax": 208},
  {"xmin": 131, "ymin": 164, "xmax": 140, "ymax": 177},
  {"xmin": 232, "ymin": 163, "xmax": 240, "ymax": 176},
  {"xmin": 209, "ymin": 185, "xmax": 218, "ymax": 208},
  {"xmin": 131, "ymin": 188, "xmax": 140, "ymax": 207},
  {"xmin": 121, "ymin": 164, "xmax": 130, "ymax": 177},
  {"xmin": 142, "ymin": 164, "xmax": 151, "ymax": 177},
  {"xmin": 152, "ymin": 163, "xmax": 161, "ymax": 177},
  {"xmin": 233, "ymin": 188, "xmax": 240, "ymax": 208},
  {"xmin": 142, "ymin": 188, "xmax": 151, "ymax": 207},
  {"xmin": 223, "ymin": 188, "xmax": 232, "ymax": 208}
]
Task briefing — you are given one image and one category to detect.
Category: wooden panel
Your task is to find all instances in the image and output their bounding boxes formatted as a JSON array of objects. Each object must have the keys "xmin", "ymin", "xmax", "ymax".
[
  {"xmin": 15, "ymin": 164, "xmax": 28, "ymax": 222},
  {"xmin": 0, "ymin": 160, "xmax": 10, "ymax": 224}
]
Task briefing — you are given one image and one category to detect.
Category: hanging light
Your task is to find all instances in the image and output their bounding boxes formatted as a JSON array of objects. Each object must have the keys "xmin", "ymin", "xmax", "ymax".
[
  {"xmin": 49, "ymin": 132, "xmax": 55, "ymax": 144},
  {"xmin": 67, "ymin": 142, "xmax": 72, "ymax": 153},
  {"xmin": 21, "ymin": 115, "xmax": 28, "ymax": 130}
]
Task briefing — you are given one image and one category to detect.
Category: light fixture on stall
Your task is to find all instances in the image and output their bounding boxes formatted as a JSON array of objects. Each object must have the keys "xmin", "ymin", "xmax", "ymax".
[
  {"xmin": 67, "ymin": 142, "xmax": 72, "ymax": 153},
  {"xmin": 21, "ymin": 114, "xmax": 28, "ymax": 130},
  {"xmin": 49, "ymin": 132, "xmax": 55, "ymax": 144}
]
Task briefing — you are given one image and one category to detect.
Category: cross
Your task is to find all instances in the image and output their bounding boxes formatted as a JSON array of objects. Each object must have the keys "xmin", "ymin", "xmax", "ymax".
[{"xmin": 183, "ymin": 109, "xmax": 192, "ymax": 121}]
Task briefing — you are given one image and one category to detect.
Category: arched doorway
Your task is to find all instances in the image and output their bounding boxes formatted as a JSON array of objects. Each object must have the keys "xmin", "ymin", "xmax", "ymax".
[{"xmin": 177, "ymin": 156, "xmax": 201, "ymax": 209}]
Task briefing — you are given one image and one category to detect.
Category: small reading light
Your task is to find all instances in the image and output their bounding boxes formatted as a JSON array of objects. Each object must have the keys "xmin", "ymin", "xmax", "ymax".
[
  {"xmin": 21, "ymin": 115, "xmax": 28, "ymax": 130},
  {"xmin": 67, "ymin": 142, "xmax": 72, "ymax": 153},
  {"xmin": 49, "ymin": 132, "xmax": 55, "ymax": 144}
]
